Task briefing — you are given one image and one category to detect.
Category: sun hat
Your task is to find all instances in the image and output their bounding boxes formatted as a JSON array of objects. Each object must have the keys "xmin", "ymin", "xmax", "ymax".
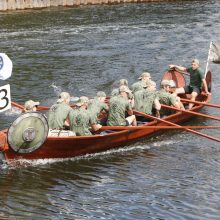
[
  {"xmin": 119, "ymin": 85, "xmax": 131, "ymax": 94},
  {"xmin": 57, "ymin": 92, "xmax": 70, "ymax": 104},
  {"xmin": 76, "ymin": 96, "xmax": 89, "ymax": 106},
  {"xmin": 96, "ymin": 91, "xmax": 106, "ymax": 98},
  {"xmin": 138, "ymin": 72, "xmax": 151, "ymax": 80},
  {"xmin": 160, "ymin": 80, "xmax": 171, "ymax": 87},
  {"xmin": 24, "ymin": 100, "xmax": 40, "ymax": 111},
  {"xmin": 119, "ymin": 79, "xmax": 128, "ymax": 86}
]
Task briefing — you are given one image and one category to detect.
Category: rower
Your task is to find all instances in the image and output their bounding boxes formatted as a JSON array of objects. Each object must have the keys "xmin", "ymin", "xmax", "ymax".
[
  {"xmin": 168, "ymin": 80, "xmax": 185, "ymax": 110},
  {"xmin": 24, "ymin": 100, "xmax": 40, "ymax": 112},
  {"xmin": 134, "ymin": 81, "xmax": 161, "ymax": 122},
  {"xmin": 157, "ymin": 80, "xmax": 184, "ymax": 117},
  {"xmin": 48, "ymin": 92, "xmax": 75, "ymax": 136},
  {"xmin": 111, "ymin": 79, "xmax": 129, "ymax": 97},
  {"xmin": 107, "ymin": 85, "xmax": 137, "ymax": 126},
  {"xmin": 88, "ymin": 91, "xmax": 109, "ymax": 125},
  {"xmin": 69, "ymin": 96, "xmax": 102, "ymax": 136},
  {"xmin": 131, "ymin": 72, "xmax": 154, "ymax": 93},
  {"xmin": 169, "ymin": 58, "xmax": 211, "ymax": 109}
]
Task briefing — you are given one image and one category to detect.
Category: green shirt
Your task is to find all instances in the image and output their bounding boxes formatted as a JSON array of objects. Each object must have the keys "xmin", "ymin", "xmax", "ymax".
[
  {"xmin": 48, "ymin": 102, "xmax": 72, "ymax": 129},
  {"xmin": 157, "ymin": 90, "xmax": 176, "ymax": 115},
  {"xmin": 69, "ymin": 108, "xmax": 93, "ymax": 136},
  {"xmin": 107, "ymin": 95, "xmax": 132, "ymax": 126},
  {"xmin": 187, "ymin": 67, "xmax": 205, "ymax": 88},
  {"xmin": 88, "ymin": 98, "xmax": 108, "ymax": 123},
  {"xmin": 134, "ymin": 90, "xmax": 157, "ymax": 115},
  {"xmin": 131, "ymin": 81, "xmax": 145, "ymax": 93}
]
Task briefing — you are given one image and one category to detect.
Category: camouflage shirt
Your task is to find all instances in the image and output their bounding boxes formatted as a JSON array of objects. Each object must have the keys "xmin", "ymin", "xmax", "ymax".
[
  {"xmin": 88, "ymin": 98, "xmax": 108, "ymax": 123},
  {"xmin": 69, "ymin": 108, "xmax": 95, "ymax": 136},
  {"xmin": 107, "ymin": 95, "xmax": 132, "ymax": 126},
  {"xmin": 134, "ymin": 90, "xmax": 158, "ymax": 115},
  {"xmin": 48, "ymin": 102, "xmax": 72, "ymax": 129},
  {"xmin": 131, "ymin": 81, "xmax": 146, "ymax": 93},
  {"xmin": 157, "ymin": 89, "xmax": 176, "ymax": 115}
]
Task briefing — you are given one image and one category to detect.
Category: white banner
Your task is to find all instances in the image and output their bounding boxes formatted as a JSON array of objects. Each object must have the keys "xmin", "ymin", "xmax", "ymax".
[
  {"xmin": 0, "ymin": 53, "xmax": 13, "ymax": 80},
  {"xmin": 0, "ymin": 84, "xmax": 11, "ymax": 112},
  {"xmin": 209, "ymin": 41, "xmax": 220, "ymax": 64}
]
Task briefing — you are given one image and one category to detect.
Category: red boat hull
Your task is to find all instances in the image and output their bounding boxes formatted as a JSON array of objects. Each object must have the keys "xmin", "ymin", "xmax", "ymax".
[{"xmin": 0, "ymin": 70, "xmax": 212, "ymax": 162}]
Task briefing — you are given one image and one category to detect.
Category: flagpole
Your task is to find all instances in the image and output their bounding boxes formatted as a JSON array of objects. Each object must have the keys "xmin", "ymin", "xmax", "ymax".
[{"xmin": 205, "ymin": 41, "xmax": 212, "ymax": 77}]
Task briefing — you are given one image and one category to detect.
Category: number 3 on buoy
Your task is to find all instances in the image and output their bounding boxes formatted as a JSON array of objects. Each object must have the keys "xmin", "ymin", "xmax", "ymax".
[{"xmin": 0, "ymin": 84, "xmax": 11, "ymax": 113}]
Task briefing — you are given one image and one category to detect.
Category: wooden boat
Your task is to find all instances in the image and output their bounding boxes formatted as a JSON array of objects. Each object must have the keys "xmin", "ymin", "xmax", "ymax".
[{"xmin": 0, "ymin": 70, "xmax": 212, "ymax": 162}]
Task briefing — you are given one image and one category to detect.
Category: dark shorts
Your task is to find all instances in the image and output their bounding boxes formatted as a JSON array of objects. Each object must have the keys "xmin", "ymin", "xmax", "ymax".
[
  {"xmin": 125, "ymin": 120, "xmax": 130, "ymax": 126},
  {"xmin": 184, "ymin": 85, "xmax": 201, "ymax": 94},
  {"xmin": 136, "ymin": 115, "xmax": 151, "ymax": 122}
]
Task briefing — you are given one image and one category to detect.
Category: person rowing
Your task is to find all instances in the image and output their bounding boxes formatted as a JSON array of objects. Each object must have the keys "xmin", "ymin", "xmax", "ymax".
[
  {"xmin": 157, "ymin": 80, "xmax": 184, "ymax": 117},
  {"xmin": 88, "ymin": 91, "xmax": 109, "ymax": 125},
  {"xmin": 69, "ymin": 96, "xmax": 102, "ymax": 136},
  {"xmin": 134, "ymin": 81, "xmax": 161, "ymax": 122},
  {"xmin": 48, "ymin": 92, "xmax": 75, "ymax": 136},
  {"xmin": 131, "ymin": 72, "xmax": 154, "ymax": 93},
  {"xmin": 107, "ymin": 85, "xmax": 137, "ymax": 126},
  {"xmin": 169, "ymin": 58, "xmax": 211, "ymax": 109}
]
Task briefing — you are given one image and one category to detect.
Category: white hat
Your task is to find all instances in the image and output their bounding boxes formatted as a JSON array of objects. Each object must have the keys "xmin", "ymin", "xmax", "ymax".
[
  {"xmin": 76, "ymin": 96, "xmax": 89, "ymax": 106},
  {"xmin": 24, "ymin": 100, "xmax": 40, "ymax": 111},
  {"xmin": 138, "ymin": 72, "xmax": 151, "ymax": 80},
  {"xmin": 119, "ymin": 85, "xmax": 131, "ymax": 94},
  {"xmin": 96, "ymin": 91, "xmax": 106, "ymax": 97},
  {"xmin": 57, "ymin": 92, "xmax": 70, "ymax": 104},
  {"xmin": 160, "ymin": 80, "xmax": 171, "ymax": 87}
]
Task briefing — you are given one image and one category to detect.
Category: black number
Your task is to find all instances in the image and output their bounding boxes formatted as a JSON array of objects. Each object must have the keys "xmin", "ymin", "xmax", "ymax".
[{"xmin": 0, "ymin": 89, "xmax": 9, "ymax": 110}]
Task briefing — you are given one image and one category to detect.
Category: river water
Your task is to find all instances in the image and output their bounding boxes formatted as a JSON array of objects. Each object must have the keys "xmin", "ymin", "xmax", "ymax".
[{"xmin": 1, "ymin": 1, "xmax": 220, "ymax": 219}]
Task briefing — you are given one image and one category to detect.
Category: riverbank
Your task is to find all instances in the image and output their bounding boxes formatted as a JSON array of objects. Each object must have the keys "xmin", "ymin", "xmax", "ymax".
[{"xmin": 0, "ymin": 0, "xmax": 174, "ymax": 11}]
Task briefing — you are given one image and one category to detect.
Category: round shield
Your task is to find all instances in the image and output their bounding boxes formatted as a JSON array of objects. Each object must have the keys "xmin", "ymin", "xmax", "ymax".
[
  {"xmin": 162, "ymin": 70, "xmax": 186, "ymax": 88},
  {"xmin": 7, "ymin": 112, "xmax": 49, "ymax": 154},
  {"xmin": 202, "ymin": 70, "xmax": 212, "ymax": 92}
]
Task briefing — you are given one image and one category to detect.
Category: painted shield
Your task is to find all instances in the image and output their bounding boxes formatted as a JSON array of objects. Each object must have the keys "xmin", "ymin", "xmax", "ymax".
[{"xmin": 7, "ymin": 112, "xmax": 49, "ymax": 154}]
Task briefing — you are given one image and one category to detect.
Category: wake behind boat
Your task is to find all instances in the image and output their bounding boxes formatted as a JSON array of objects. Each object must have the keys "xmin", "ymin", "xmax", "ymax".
[{"xmin": 0, "ymin": 69, "xmax": 216, "ymax": 163}]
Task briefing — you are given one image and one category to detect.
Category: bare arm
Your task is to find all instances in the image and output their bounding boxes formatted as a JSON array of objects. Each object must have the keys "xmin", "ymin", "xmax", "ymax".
[
  {"xmin": 154, "ymin": 98, "xmax": 161, "ymax": 111},
  {"xmin": 169, "ymin": 64, "xmax": 189, "ymax": 75}
]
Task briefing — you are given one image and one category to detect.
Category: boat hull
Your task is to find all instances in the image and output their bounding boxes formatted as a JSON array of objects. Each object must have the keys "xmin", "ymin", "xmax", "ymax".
[{"xmin": 0, "ymin": 99, "xmax": 208, "ymax": 161}]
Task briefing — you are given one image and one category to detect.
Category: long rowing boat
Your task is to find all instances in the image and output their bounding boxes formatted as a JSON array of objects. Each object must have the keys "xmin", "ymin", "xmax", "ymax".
[{"xmin": 0, "ymin": 70, "xmax": 213, "ymax": 162}]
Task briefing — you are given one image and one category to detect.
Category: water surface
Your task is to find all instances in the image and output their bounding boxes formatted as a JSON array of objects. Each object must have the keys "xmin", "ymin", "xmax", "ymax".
[{"xmin": 1, "ymin": 1, "xmax": 220, "ymax": 219}]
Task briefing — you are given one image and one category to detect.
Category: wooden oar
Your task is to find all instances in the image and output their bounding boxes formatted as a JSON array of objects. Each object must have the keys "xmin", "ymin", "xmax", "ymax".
[
  {"xmin": 161, "ymin": 104, "xmax": 220, "ymax": 122},
  {"xmin": 133, "ymin": 110, "xmax": 220, "ymax": 143},
  {"xmin": 181, "ymin": 98, "xmax": 220, "ymax": 109},
  {"xmin": 11, "ymin": 101, "xmax": 24, "ymax": 110},
  {"xmin": 101, "ymin": 125, "xmax": 220, "ymax": 131}
]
